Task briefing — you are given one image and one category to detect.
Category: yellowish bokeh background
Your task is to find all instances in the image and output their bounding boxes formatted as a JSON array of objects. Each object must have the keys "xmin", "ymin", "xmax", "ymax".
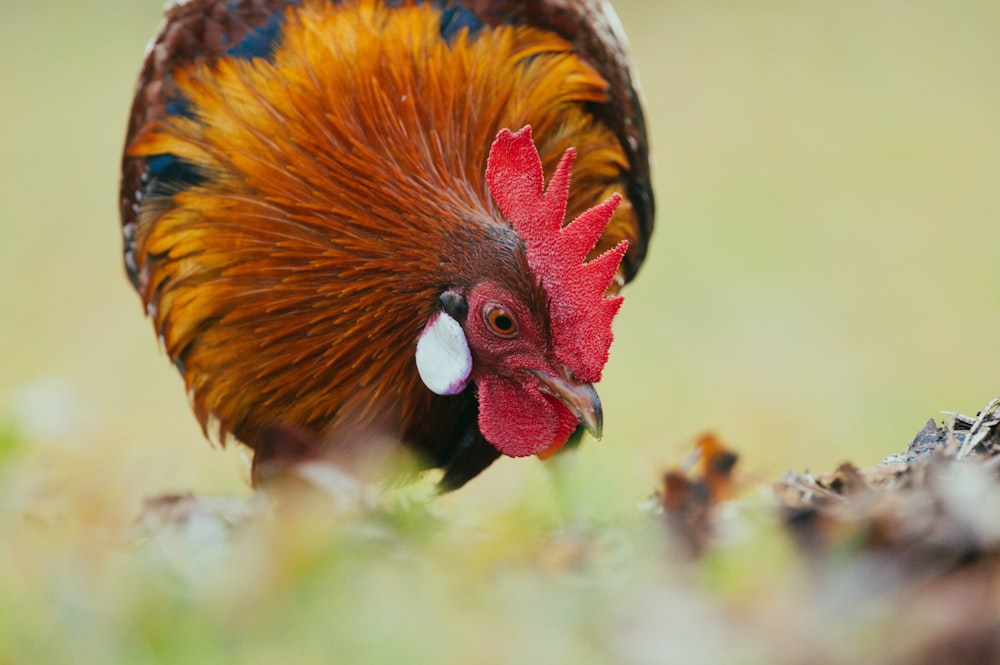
[{"xmin": 1, "ymin": 0, "xmax": 999, "ymax": 518}]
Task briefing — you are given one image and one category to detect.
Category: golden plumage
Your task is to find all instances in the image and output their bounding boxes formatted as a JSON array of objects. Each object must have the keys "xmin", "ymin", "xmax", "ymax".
[{"xmin": 122, "ymin": 0, "xmax": 652, "ymax": 487}]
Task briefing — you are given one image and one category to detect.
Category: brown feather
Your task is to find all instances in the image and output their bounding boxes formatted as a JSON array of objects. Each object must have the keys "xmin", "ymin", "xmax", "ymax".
[{"xmin": 122, "ymin": 0, "xmax": 650, "ymax": 484}]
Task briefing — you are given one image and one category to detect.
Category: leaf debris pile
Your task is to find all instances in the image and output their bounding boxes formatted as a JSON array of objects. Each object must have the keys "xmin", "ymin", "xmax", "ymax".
[{"xmin": 654, "ymin": 398, "xmax": 1000, "ymax": 665}]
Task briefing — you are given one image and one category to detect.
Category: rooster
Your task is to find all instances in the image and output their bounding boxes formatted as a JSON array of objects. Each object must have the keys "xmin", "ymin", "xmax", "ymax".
[{"xmin": 120, "ymin": 0, "xmax": 654, "ymax": 490}]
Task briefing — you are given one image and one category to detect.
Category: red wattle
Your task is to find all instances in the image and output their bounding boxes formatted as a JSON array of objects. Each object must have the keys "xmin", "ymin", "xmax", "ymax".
[{"xmin": 477, "ymin": 377, "xmax": 579, "ymax": 458}]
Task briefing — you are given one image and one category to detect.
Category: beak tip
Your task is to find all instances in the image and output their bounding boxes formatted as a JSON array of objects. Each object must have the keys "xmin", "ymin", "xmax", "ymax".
[
  {"xmin": 584, "ymin": 406, "xmax": 604, "ymax": 441},
  {"xmin": 530, "ymin": 370, "xmax": 605, "ymax": 442},
  {"xmin": 574, "ymin": 385, "xmax": 603, "ymax": 441}
]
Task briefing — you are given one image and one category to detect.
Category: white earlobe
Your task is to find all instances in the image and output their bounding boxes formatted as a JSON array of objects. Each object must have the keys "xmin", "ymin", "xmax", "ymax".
[{"xmin": 416, "ymin": 311, "xmax": 472, "ymax": 395}]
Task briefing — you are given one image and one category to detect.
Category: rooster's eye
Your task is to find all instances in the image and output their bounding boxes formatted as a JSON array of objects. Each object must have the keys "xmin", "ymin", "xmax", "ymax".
[{"xmin": 485, "ymin": 306, "xmax": 518, "ymax": 337}]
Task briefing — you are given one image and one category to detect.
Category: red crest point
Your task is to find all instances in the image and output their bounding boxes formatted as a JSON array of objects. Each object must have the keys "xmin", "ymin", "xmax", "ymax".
[{"xmin": 485, "ymin": 126, "xmax": 627, "ymax": 383}]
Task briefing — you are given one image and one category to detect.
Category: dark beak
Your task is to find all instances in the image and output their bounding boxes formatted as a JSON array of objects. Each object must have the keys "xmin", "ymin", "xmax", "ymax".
[{"xmin": 531, "ymin": 370, "xmax": 604, "ymax": 439}]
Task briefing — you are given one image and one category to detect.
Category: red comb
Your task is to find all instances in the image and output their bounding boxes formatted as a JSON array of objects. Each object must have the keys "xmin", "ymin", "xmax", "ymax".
[{"xmin": 485, "ymin": 126, "xmax": 627, "ymax": 382}]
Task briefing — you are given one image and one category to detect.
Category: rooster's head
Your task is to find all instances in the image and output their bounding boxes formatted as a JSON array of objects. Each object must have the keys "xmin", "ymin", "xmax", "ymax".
[{"xmin": 416, "ymin": 126, "xmax": 627, "ymax": 460}]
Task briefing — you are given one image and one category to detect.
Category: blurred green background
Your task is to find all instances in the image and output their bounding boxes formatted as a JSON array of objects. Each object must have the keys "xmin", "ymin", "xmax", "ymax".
[
  {"xmin": 1, "ymin": 1, "xmax": 999, "ymax": 662},
  {"xmin": 3, "ymin": 0, "xmax": 998, "ymax": 508}
]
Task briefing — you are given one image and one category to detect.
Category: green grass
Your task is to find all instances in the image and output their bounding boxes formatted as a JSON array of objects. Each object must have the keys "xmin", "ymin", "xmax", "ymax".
[{"xmin": 1, "ymin": 0, "xmax": 999, "ymax": 662}]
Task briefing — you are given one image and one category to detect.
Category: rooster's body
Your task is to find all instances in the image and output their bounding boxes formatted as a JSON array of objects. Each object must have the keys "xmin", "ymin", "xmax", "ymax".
[{"xmin": 121, "ymin": 0, "xmax": 653, "ymax": 489}]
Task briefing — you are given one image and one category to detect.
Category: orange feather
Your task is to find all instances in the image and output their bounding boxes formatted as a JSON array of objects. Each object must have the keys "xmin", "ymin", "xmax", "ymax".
[{"xmin": 122, "ymin": 0, "xmax": 649, "ymax": 487}]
